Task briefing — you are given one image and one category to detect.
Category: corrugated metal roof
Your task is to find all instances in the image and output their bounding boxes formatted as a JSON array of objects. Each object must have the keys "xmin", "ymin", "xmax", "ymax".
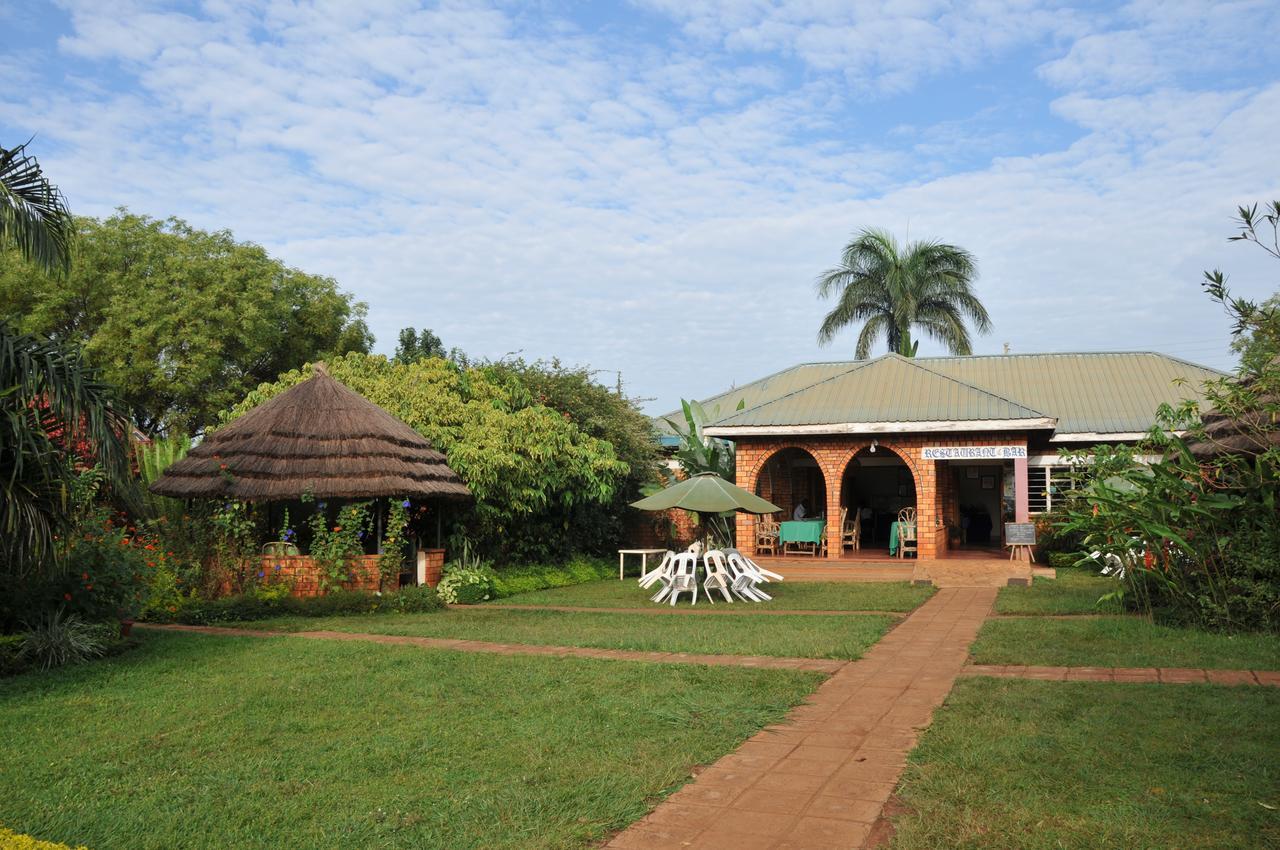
[
  {"xmin": 678, "ymin": 352, "xmax": 1225, "ymax": 436},
  {"xmin": 713, "ymin": 355, "xmax": 1049, "ymax": 427}
]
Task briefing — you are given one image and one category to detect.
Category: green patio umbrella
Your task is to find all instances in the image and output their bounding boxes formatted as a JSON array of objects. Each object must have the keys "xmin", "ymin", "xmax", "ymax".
[{"xmin": 631, "ymin": 472, "xmax": 781, "ymax": 549}]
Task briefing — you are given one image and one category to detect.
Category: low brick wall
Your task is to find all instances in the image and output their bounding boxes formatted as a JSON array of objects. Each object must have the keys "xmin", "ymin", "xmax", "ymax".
[
  {"xmin": 418, "ymin": 548, "xmax": 445, "ymax": 587},
  {"xmin": 258, "ymin": 554, "xmax": 385, "ymax": 597}
]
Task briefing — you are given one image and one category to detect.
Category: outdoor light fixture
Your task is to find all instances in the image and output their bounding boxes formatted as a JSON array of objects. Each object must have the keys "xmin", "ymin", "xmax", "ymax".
[{"xmin": 870, "ymin": 439, "xmax": 878, "ymax": 453}]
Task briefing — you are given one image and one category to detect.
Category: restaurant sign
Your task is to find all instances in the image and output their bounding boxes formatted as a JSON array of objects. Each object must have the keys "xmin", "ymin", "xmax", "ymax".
[{"xmin": 921, "ymin": 445, "xmax": 1027, "ymax": 460}]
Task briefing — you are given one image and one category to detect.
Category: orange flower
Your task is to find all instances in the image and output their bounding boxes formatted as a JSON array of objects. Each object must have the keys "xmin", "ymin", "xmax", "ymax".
[{"xmin": 333, "ymin": 526, "xmax": 341, "ymax": 532}]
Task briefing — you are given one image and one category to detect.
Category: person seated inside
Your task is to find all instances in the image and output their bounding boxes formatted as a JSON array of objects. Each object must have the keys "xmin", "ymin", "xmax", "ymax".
[{"xmin": 792, "ymin": 500, "xmax": 808, "ymax": 520}]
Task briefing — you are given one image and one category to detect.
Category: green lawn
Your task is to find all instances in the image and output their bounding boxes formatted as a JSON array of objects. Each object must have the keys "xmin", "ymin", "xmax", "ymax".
[
  {"xmin": 971, "ymin": 616, "xmax": 1280, "ymax": 670},
  {"xmin": 889, "ymin": 678, "xmax": 1280, "ymax": 849},
  {"xmin": 493, "ymin": 579, "xmax": 934, "ymax": 612},
  {"xmin": 0, "ymin": 631, "xmax": 820, "ymax": 850},
  {"xmin": 245, "ymin": 608, "xmax": 895, "ymax": 660},
  {"xmin": 995, "ymin": 570, "xmax": 1122, "ymax": 615}
]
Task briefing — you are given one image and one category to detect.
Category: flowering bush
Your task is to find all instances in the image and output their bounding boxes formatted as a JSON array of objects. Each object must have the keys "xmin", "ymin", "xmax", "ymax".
[
  {"xmin": 303, "ymin": 495, "xmax": 371, "ymax": 592},
  {"xmin": 0, "ymin": 826, "xmax": 88, "ymax": 850},
  {"xmin": 55, "ymin": 524, "xmax": 148, "ymax": 622}
]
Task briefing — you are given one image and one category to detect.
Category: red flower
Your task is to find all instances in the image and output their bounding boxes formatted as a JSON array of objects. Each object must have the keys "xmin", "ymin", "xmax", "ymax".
[
  {"xmin": 86, "ymin": 584, "xmax": 93, "ymax": 591},
  {"xmin": 63, "ymin": 593, "xmax": 72, "ymax": 601},
  {"xmin": 82, "ymin": 572, "xmax": 89, "ymax": 580}
]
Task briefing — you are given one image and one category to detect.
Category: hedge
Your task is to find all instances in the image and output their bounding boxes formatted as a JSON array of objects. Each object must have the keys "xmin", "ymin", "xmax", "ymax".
[
  {"xmin": 0, "ymin": 827, "xmax": 88, "ymax": 850},
  {"xmin": 489, "ymin": 557, "xmax": 612, "ymax": 599},
  {"xmin": 149, "ymin": 585, "xmax": 443, "ymax": 625}
]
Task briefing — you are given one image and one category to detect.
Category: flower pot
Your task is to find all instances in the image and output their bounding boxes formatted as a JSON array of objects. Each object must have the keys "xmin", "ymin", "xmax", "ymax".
[{"xmin": 120, "ymin": 618, "xmax": 134, "ymax": 638}]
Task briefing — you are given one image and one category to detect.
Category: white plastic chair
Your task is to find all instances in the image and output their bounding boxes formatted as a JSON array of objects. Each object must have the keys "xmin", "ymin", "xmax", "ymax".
[
  {"xmin": 701, "ymin": 550, "xmax": 734, "ymax": 603},
  {"xmin": 638, "ymin": 550, "xmax": 674, "ymax": 590},
  {"xmin": 725, "ymin": 548, "xmax": 783, "ymax": 582},
  {"xmin": 723, "ymin": 550, "xmax": 772, "ymax": 601},
  {"xmin": 665, "ymin": 551, "xmax": 699, "ymax": 606}
]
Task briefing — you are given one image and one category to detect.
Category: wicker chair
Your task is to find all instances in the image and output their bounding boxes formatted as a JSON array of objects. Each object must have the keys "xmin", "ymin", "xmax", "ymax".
[
  {"xmin": 755, "ymin": 516, "xmax": 779, "ymax": 556},
  {"xmin": 842, "ymin": 507, "xmax": 861, "ymax": 551},
  {"xmin": 897, "ymin": 507, "xmax": 918, "ymax": 559}
]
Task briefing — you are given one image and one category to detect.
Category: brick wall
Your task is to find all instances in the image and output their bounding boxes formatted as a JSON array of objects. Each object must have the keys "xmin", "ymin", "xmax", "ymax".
[
  {"xmin": 257, "ymin": 554, "xmax": 386, "ymax": 597},
  {"xmin": 734, "ymin": 433, "xmax": 1028, "ymax": 560}
]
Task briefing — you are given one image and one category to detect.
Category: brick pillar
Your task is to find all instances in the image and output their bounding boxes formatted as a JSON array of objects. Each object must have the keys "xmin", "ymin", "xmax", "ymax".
[
  {"xmin": 916, "ymin": 455, "xmax": 938, "ymax": 559},
  {"xmin": 824, "ymin": 453, "xmax": 842, "ymax": 560},
  {"xmin": 1014, "ymin": 456, "xmax": 1029, "ymax": 523}
]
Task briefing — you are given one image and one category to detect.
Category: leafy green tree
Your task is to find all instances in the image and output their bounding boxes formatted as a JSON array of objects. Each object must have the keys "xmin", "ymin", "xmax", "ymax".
[
  {"xmin": 1204, "ymin": 201, "xmax": 1280, "ymax": 375},
  {"xmin": 0, "ymin": 211, "xmax": 373, "ymax": 434},
  {"xmin": 0, "ymin": 142, "xmax": 133, "ymax": 582},
  {"xmin": 394, "ymin": 327, "xmax": 447, "ymax": 364},
  {"xmin": 816, "ymin": 227, "xmax": 990, "ymax": 358},
  {"xmin": 228, "ymin": 353, "xmax": 636, "ymax": 563}
]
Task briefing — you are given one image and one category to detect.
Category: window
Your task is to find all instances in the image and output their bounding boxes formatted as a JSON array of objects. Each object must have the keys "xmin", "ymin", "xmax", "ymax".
[{"xmin": 1028, "ymin": 466, "xmax": 1074, "ymax": 515}]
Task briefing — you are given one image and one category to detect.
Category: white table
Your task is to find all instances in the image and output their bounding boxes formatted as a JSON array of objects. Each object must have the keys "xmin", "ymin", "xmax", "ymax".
[{"xmin": 617, "ymin": 548, "xmax": 667, "ymax": 580}]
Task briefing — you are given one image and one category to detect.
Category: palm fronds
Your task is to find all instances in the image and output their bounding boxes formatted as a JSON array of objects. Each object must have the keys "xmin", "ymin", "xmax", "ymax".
[
  {"xmin": 816, "ymin": 227, "xmax": 988, "ymax": 358},
  {"xmin": 0, "ymin": 141, "xmax": 74, "ymax": 275}
]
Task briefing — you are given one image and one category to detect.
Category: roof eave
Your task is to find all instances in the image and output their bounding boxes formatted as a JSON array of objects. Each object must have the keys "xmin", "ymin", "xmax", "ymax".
[{"xmin": 704, "ymin": 417, "xmax": 1058, "ymax": 437}]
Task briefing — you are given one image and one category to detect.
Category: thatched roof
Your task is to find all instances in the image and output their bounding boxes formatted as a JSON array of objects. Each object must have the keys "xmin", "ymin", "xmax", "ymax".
[
  {"xmin": 1186, "ymin": 366, "xmax": 1280, "ymax": 459},
  {"xmin": 150, "ymin": 365, "xmax": 471, "ymax": 501}
]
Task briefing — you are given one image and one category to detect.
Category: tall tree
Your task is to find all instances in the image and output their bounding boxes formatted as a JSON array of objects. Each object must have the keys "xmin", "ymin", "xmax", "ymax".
[
  {"xmin": 0, "ymin": 211, "xmax": 374, "ymax": 434},
  {"xmin": 0, "ymin": 142, "xmax": 133, "ymax": 579},
  {"xmin": 394, "ymin": 327, "xmax": 446, "ymax": 364},
  {"xmin": 816, "ymin": 227, "xmax": 991, "ymax": 359}
]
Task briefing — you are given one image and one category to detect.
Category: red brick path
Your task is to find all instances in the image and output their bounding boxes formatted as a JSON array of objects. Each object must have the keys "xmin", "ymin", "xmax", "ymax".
[
  {"xmin": 606, "ymin": 587, "xmax": 998, "ymax": 850},
  {"xmin": 138, "ymin": 624, "xmax": 846, "ymax": 673}
]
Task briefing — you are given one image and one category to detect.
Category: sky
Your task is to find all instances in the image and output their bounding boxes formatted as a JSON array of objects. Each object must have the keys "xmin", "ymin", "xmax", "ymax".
[{"xmin": 3, "ymin": 1, "xmax": 1279, "ymax": 415}]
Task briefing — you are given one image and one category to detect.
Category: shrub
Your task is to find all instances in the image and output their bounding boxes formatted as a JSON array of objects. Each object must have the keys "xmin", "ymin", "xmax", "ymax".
[
  {"xmin": 1045, "ymin": 551, "xmax": 1083, "ymax": 571},
  {"xmin": 20, "ymin": 610, "xmax": 110, "ymax": 671},
  {"xmin": 50, "ymin": 529, "xmax": 149, "ymax": 622},
  {"xmin": 437, "ymin": 568, "xmax": 495, "ymax": 605},
  {"xmin": 489, "ymin": 557, "xmax": 612, "ymax": 599},
  {"xmin": 0, "ymin": 635, "xmax": 25, "ymax": 677},
  {"xmin": 155, "ymin": 586, "xmax": 443, "ymax": 625}
]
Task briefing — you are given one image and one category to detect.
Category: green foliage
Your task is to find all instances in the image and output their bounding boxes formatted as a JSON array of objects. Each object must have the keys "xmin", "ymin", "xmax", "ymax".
[
  {"xmin": 230, "ymin": 353, "xmax": 637, "ymax": 562},
  {"xmin": 1045, "ymin": 551, "xmax": 1082, "ymax": 571},
  {"xmin": 134, "ymin": 433, "xmax": 190, "ymax": 522},
  {"xmin": 302, "ymin": 495, "xmax": 372, "ymax": 592},
  {"xmin": 488, "ymin": 557, "xmax": 613, "ymax": 598},
  {"xmin": 662, "ymin": 398, "xmax": 738, "ymax": 480},
  {"xmin": 393, "ymin": 327, "xmax": 446, "ymax": 363},
  {"xmin": 0, "ymin": 210, "xmax": 373, "ymax": 434},
  {"xmin": 0, "ymin": 324, "xmax": 135, "ymax": 580},
  {"xmin": 0, "ymin": 140, "xmax": 73, "ymax": 276},
  {"xmin": 19, "ymin": 609, "xmax": 110, "ymax": 671},
  {"xmin": 1059, "ymin": 271, "xmax": 1280, "ymax": 631},
  {"xmin": 156, "ymin": 585, "xmax": 443, "ymax": 624},
  {"xmin": 816, "ymin": 226, "xmax": 990, "ymax": 358},
  {"xmin": 379, "ymin": 499, "xmax": 411, "ymax": 587},
  {"xmin": 438, "ymin": 565, "xmax": 496, "ymax": 605}
]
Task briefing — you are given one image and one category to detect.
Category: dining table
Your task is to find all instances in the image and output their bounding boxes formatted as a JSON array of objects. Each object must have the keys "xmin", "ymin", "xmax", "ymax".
[
  {"xmin": 888, "ymin": 520, "xmax": 914, "ymax": 556},
  {"xmin": 778, "ymin": 518, "xmax": 825, "ymax": 555}
]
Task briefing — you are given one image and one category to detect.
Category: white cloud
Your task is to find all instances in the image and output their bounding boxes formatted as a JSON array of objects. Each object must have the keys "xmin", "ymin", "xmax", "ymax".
[{"xmin": 2, "ymin": 0, "xmax": 1278, "ymax": 414}]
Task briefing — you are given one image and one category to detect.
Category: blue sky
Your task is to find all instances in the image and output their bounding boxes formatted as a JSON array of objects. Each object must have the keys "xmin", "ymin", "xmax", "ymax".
[{"xmin": 3, "ymin": 1, "xmax": 1279, "ymax": 413}]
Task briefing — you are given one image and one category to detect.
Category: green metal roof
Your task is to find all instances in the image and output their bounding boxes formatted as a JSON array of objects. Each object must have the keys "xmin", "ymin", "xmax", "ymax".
[
  {"xmin": 713, "ymin": 355, "xmax": 1050, "ymax": 427},
  {"xmin": 678, "ymin": 352, "xmax": 1225, "ymax": 437}
]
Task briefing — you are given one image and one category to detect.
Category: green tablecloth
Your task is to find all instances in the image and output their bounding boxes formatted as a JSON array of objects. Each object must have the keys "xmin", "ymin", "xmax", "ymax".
[
  {"xmin": 889, "ymin": 521, "xmax": 915, "ymax": 556},
  {"xmin": 779, "ymin": 519, "xmax": 825, "ymax": 545}
]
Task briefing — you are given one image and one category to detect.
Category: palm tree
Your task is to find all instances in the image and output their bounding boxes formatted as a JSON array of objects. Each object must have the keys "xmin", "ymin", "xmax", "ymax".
[
  {"xmin": 816, "ymin": 227, "xmax": 991, "ymax": 359},
  {"xmin": 1, "ymin": 141, "xmax": 132, "ymax": 579}
]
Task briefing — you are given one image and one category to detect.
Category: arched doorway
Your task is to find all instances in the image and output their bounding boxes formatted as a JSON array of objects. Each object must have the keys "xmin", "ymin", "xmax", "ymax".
[
  {"xmin": 754, "ymin": 447, "xmax": 827, "ymax": 522},
  {"xmin": 839, "ymin": 444, "xmax": 917, "ymax": 556}
]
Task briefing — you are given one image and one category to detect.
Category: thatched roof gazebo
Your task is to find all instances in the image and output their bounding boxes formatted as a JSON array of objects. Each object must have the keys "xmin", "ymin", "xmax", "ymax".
[
  {"xmin": 1186, "ymin": 365, "xmax": 1280, "ymax": 460},
  {"xmin": 151, "ymin": 364, "xmax": 470, "ymax": 501}
]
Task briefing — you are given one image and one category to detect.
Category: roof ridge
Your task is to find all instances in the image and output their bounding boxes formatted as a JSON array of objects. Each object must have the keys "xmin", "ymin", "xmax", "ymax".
[{"xmin": 715, "ymin": 359, "xmax": 875, "ymax": 423}]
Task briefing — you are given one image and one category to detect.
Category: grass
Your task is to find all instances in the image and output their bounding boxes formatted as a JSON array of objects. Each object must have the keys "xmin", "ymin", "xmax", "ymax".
[
  {"xmin": 994, "ymin": 570, "xmax": 1122, "ymax": 615},
  {"xmin": 0, "ymin": 631, "xmax": 820, "ymax": 850},
  {"xmin": 244, "ymin": 608, "xmax": 896, "ymax": 660},
  {"xmin": 491, "ymin": 579, "xmax": 934, "ymax": 612},
  {"xmin": 971, "ymin": 616, "xmax": 1280, "ymax": 670},
  {"xmin": 889, "ymin": 678, "xmax": 1280, "ymax": 849}
]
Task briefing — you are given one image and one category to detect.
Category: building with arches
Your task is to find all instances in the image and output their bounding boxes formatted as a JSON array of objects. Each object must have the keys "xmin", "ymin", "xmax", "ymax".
[{"xmin": 674, "ymin": 352, "xmax": 1222, "ymax": 561}]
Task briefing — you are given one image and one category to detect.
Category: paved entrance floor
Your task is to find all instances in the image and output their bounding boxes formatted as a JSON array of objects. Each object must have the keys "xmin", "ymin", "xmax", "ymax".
[
  {"xmin": 606, "ymin": 587, "xmax": 997, "ymax": 850},
  {"xmin": 759, "ymin": 557, "xmax": 1035, "ymax": 587}
]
